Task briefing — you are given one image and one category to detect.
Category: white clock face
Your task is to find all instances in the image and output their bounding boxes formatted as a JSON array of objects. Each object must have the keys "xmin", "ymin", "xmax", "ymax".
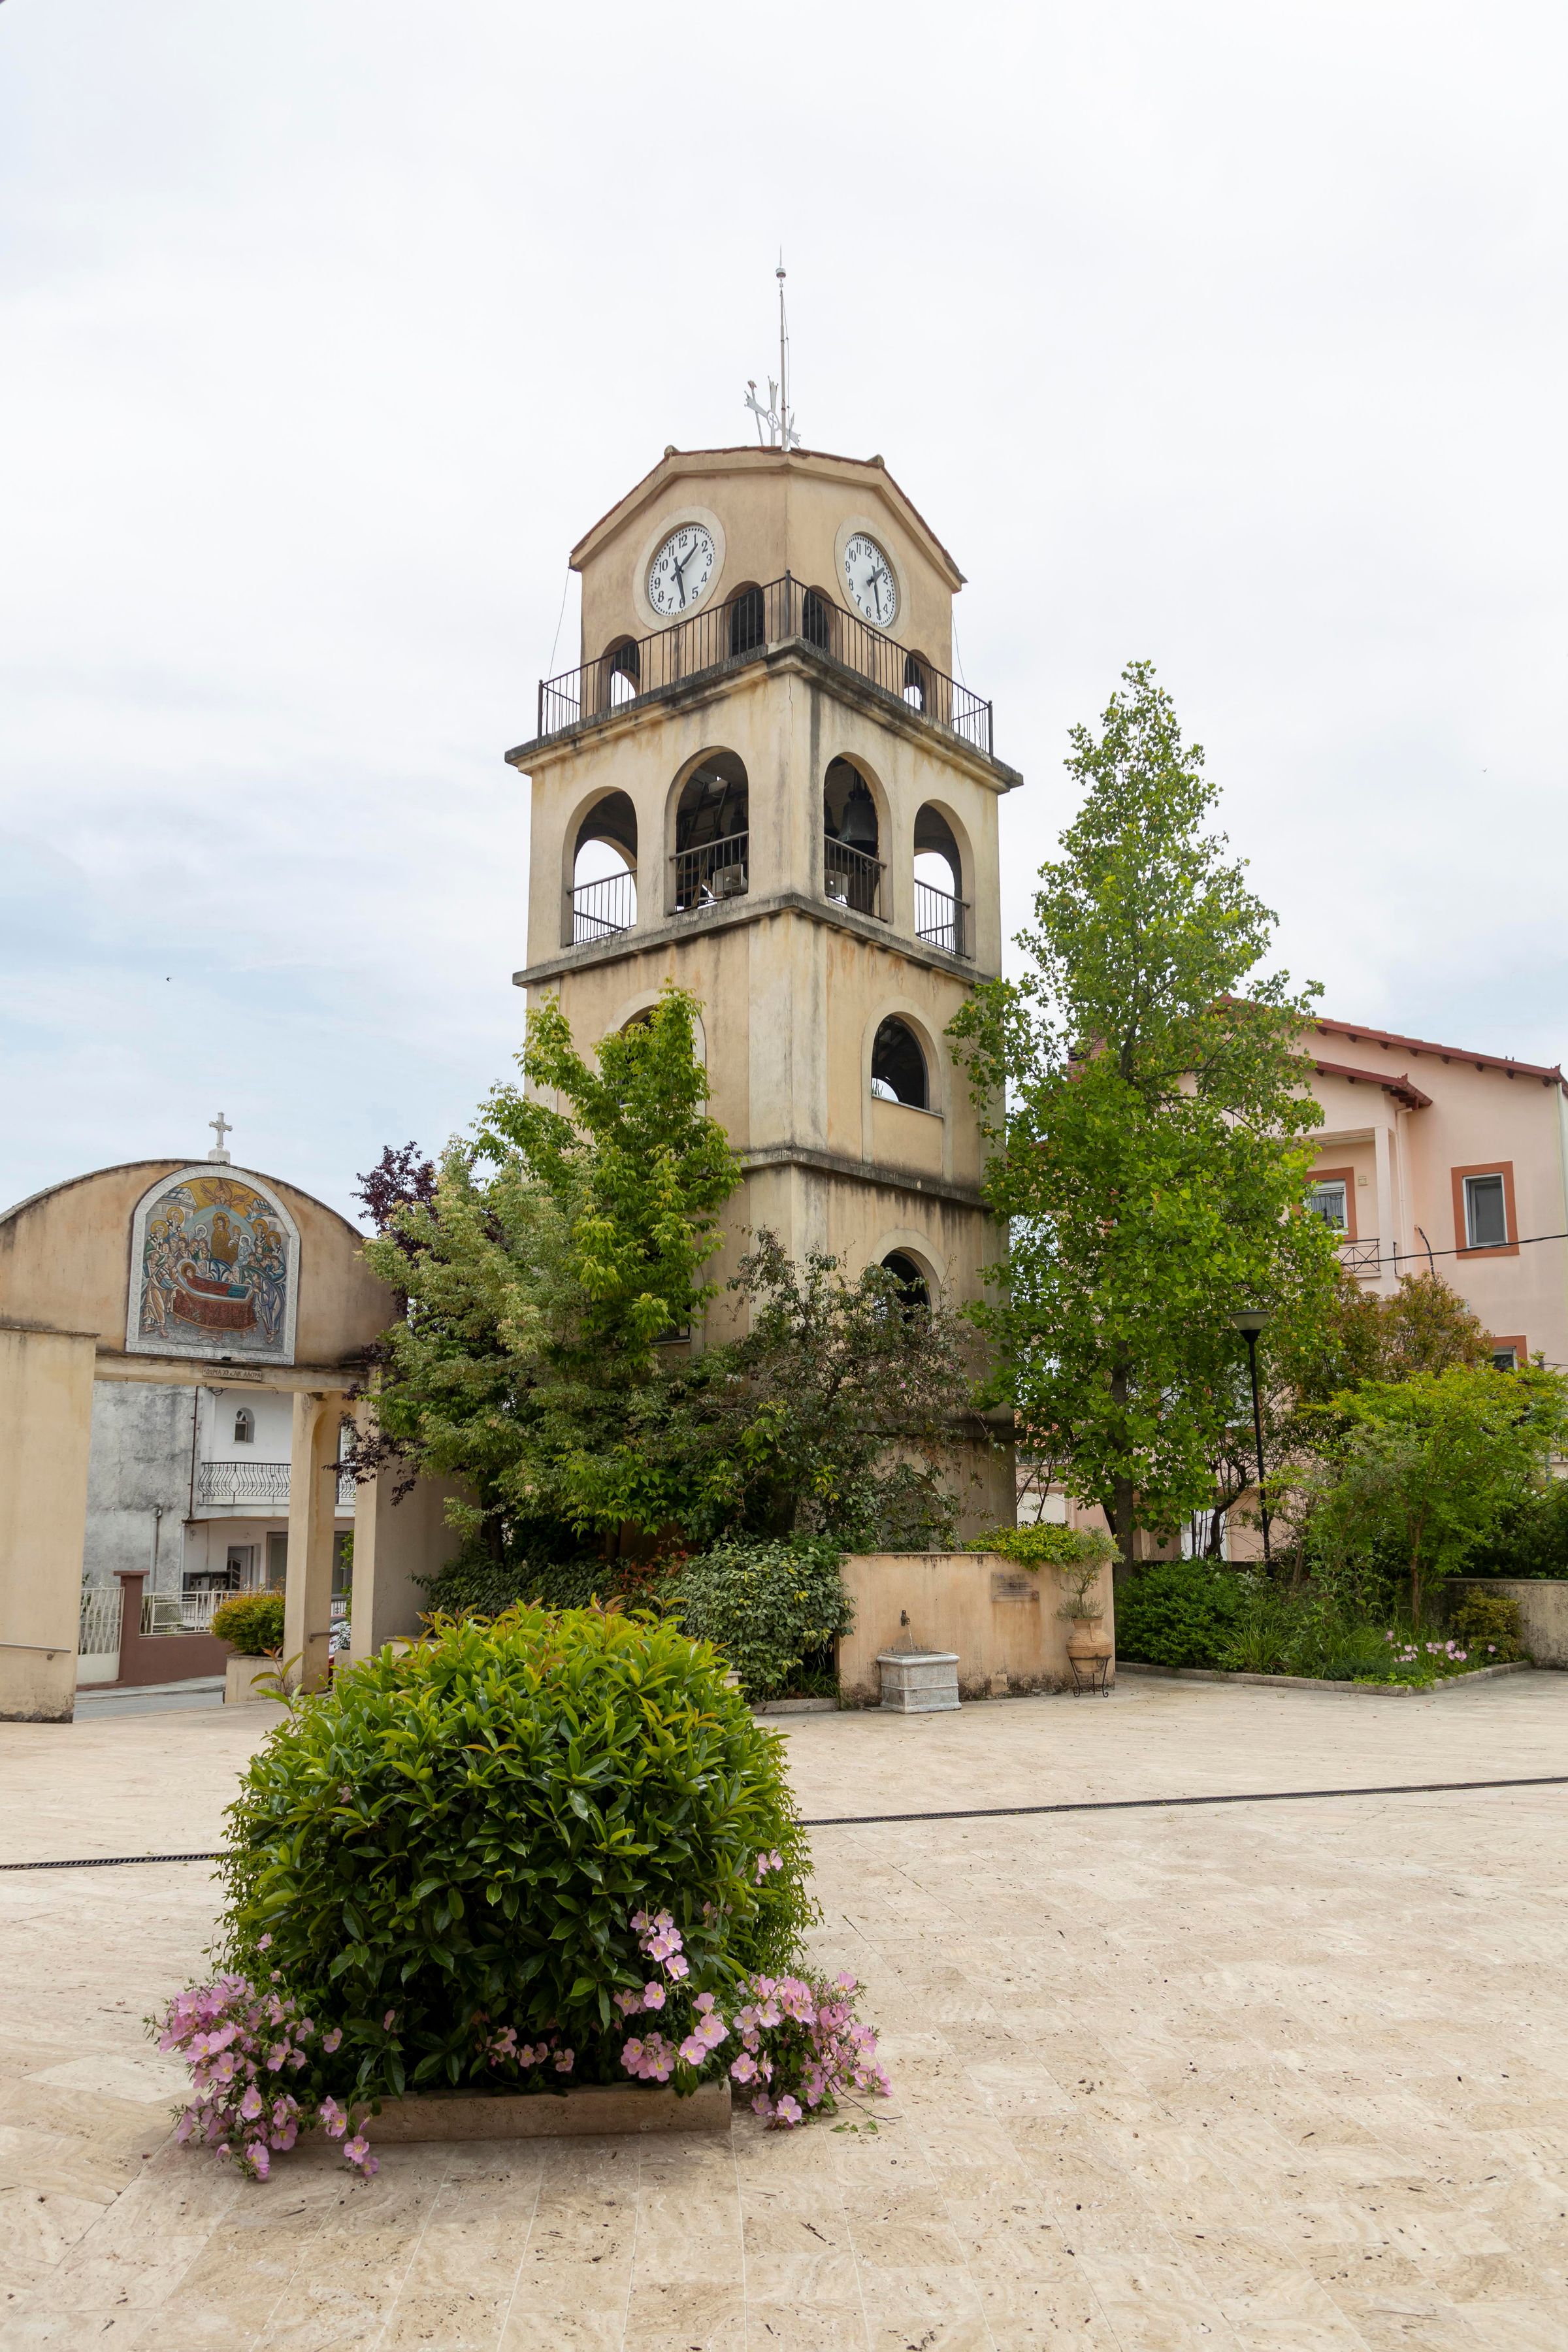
[
  {"xmin": 647, "ymin": 523, "xmax": 717, "ymax": 617},
  {"xmin": 842, "ymin": 532, "xmax": 898, "ymax": 629}
]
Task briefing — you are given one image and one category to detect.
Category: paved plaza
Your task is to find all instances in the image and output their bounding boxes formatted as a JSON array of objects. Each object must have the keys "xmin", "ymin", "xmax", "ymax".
[{"xmin": 3, "ymin": 1673, "xmax": 1568, "ymax": 2349}]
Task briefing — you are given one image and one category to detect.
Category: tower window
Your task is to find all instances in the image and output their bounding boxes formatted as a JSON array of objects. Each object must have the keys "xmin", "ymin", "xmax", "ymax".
[
  {"xmin": 570, "ymin": 791, "xmax": 638, "ymax": 943},
  {"xmin": 902, "ymin": 653, "xmax": 928, "ymax": 711},
  {"xmin": 728, "ymin": 586, "xmax": 766, "ymax": 656},
  {"xmin": 606, "ymin": 638, "xmax": 640, "ymax": 708},
  {"xmin": 913, "ymin": 804, "xmax": 967, "ymax": 956},
  {"xmin": 802, "ymin": 588, "xmax": 832, "ymax": 649},
  {"xmin": 871, "ymin": 1017, "xmax": 928, "ymax": 1109},
  {"xmin": 881, "ymin": 1251, "xmax": 931, "ymax": 1312},
  {"xmin": 233, "ymin": 1407, "xmax": 255, "ymax": 1445},
  {"xmin": 673, "ymin": 753, "xmax": 749, "ymax": 912}
]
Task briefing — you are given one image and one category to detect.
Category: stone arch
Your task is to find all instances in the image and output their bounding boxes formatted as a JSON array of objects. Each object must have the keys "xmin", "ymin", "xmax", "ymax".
[
  {"xmin": 870, "ymin": 1228, "xmax": 947, "ymax": 1306},
  {"xmin": 913, "ymin": 798, "xmax": 973, "ymax": 956},
  {"xmin": 563, "ymin": 787, "xmax": 638, "ymax": 945},
  {"xmin": 668, "ymin": 749, "xmax": 749, "ymax": 913},
  {"xmin": 870, "ymin": 1016, "xmax": 928, "ymax": 1109},
  {"xmin": 600, "ymin": 634, "xmax": 641, "ymax": 711},
  {"xmin": 823, "ymin": 750, "xmax": 890, "ymax": 921},
  {"xmin": 606, "ymin": 989, "xmax": 708, "ymax": 1066}
]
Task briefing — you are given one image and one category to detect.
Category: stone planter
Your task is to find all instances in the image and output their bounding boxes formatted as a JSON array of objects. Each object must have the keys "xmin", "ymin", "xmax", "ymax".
[
  {"xmin": 1065, "ymin": 1619, "xmax": 1113, "ymax": 1663},
  {"xmin": 876, "ymin": 1648, "xmax": 960, "ymax": 1713},
  {"xmin": 224, "ymin": 1654, "xmax": 281, "ymax": 1705},
  {"xmin": 353, "ymin": 2078, "xmax": 731, "ymax": 2143}
]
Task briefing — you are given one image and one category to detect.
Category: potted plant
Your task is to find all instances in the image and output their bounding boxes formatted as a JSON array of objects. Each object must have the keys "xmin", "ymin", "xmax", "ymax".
[{"xmin": 1054, "ymin": 1539, "xmax": 1115, "ymax": 1664}]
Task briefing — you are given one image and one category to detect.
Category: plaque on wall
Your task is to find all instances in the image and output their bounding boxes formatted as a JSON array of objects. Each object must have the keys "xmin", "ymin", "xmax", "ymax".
[{"xmin": 125, "ymin": 1166, "xmax": 300, "ymax": 1365}]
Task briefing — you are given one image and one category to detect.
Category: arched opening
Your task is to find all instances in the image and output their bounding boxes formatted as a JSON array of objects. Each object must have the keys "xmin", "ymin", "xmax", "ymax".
[
  {"xmin": 881, "ymin": 1250, "xmax": 931, "ymax": 1313},
  {"xmin": 233, "ymin": 1407, "xmax": 255, "ymax": 1445},
  {"xmin": 823, "ymin": 756, "xmax": 884, "ymax": 919},
  {"xmin": 870, "ymin": 1016, "xmax": 928, "ymax": 1109},
  {"xmin": 604, "ymin": 637, "xmax": 640, "ymax": 708},
  {"xmin": 672, "ymin": 752, "xmax": 749, "ymax": 912},
  {"xmin": 913, "ymin": 804, "xmax": 968, "ymax": 956},
  {"xmin": 902, "ymin": 653, "xmax": 928, "ymax": 711},
  {"xmin": 727, "ymin": 585, "xmax": 766, "ymax": 656},
  {"xmin": 802, "ymin": 587, "xmax": 834, "ymax": 650},
  {"xmin": 570, "ymin": 791, "xmax": 638, "ymax": 942}
]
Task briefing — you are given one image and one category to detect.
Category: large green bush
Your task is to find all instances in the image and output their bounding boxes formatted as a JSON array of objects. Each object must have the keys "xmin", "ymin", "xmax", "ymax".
[
  {"xmin": 218, "ymin": 1606, "xmax": 813, "ymax": 2097},
  {"xmin": 1114, "ymin": 1560, "xmax": 1250, "ymax": 1668},
  {"xmin": 211, "ymin": 1590, "xmax": 286, "ymax": 1656},
  {"xmin": 665, "ymin": 1539, "xmax": 853, "ymax": 1701},
  {"xmin": 1468, "ymin": 1481, "xmax": 1568, "ymax": 1579}
]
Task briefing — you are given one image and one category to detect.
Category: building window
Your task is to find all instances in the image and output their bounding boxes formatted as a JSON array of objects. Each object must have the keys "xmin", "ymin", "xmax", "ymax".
[
  {"xmin": 233, "ymin": 1406, "xmax": 255, "ymax": 1444},
  {"xmin": 1492, "ymin": 1346, "xmax": 1519, "ymax": 1371},
  {"xmin": 1464, "ymin": 1173, "xmax": 1509, "ymax": 1250},
  {"xmin": 265, "ymin": 1531, "xmax": 287, "ymax": 1589},
  {"xmin": 1305, "ymin": 1181, "xmax": 1348, "ymax": 1231},
  {"xmin": 871, "ymin": 1017, "xmax": 928, "ymax": 1109},
  {"xmin": 881, "ymin": 1250, "xmax": 931, "ymax": 1312}
]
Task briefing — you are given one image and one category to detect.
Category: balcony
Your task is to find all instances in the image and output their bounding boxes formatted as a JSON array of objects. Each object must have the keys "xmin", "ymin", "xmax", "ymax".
[
  {"xmin": 530, "ymin": 576, "xmax": 994, "ymax": 761},
  {"xmin": 569, "ymin": 868, "xmax": 636, "ymax": 943},
  {"xmin": 672, "ymin": 831, "xmax": 749, "ymax": 915},
  {"xmin": 1337, "ymin": 1235, "xmax": 1382, "ymax": 1279},
  {"xmin": 913, "ymin": 877, "xmax": 968, "ymax": 958},
  {"xmin": 196, "ymin": 1460, "xmax": 357, "ymax": 1512},
  {"xmin": 824, "ymin": 836, "xmax": 885, "ymax": 921}
]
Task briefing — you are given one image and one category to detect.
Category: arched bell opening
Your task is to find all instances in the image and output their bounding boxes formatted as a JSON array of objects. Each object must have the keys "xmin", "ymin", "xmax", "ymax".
[
  {"xmin": 880, "ymin": 1250, "xmax": 932, "ymax": 1315},
  {"xmin": 569, "ymin": 791, "xmax": 638, "ymax": 943},
  {"xmin": 870, "ymin": 1016, "xmax": 928, "ymax": 1110},
  {"xmin": 913, "ymin": 804, "xmax": 968, "ymax": 957},
  {"xmin": 672, "ymin": 752, "xmax": 749, "ymax": 913},
  {"xmin": 802, "ymin": 586, "xmax": 835, "ymax": 651},
  {"xmin": 603, "ymin": 636, "xmax": 640, "ymax": 710},
  {"xmin": 823, "ymin": 756, "xmax": 885, "ymax": 920},
  {"xmin": 727, "ymin": 585, "xmax": 766, "ymax": 657}
]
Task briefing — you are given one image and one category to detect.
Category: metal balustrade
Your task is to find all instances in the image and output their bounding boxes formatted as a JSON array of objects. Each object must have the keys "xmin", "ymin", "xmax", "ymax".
[
  {"xmin": 672, "ymin": 831, "xmax": 749, "ymax": 914},
  {"xmin": 534, "ymin": 576, "xmax": 993, "ymax": 759},
  {"xmin": 569, "ymin": 868, "xmax": 636, "ymax": 943},
  {"xmin": 195, "ymin": 1461, "xmax": 357, "ymax": 1511},
  {"xmin": 823, "ymin": 836, "xmax": 885, "ymax": 921},
  {"xmin": 913, "ymin": 878, "xmax": 968, "ymax": 958},
  {"xmin": 1337, "ymin": 1236, "xmax": 1382, "ymax": 1277}
]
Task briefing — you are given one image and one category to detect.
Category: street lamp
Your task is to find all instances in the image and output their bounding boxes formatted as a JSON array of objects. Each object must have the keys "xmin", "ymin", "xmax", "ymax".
[{"xmin": 1231, "ymin": 1307, "xmax": 1272, "ymax": 1568}]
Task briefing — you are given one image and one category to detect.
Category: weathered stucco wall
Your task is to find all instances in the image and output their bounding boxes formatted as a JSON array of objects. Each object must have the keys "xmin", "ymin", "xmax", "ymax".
[
  {"xmin": 83, "ymin": 1379, "xmax": 196, "ymax": 1590},
  {"xmin": 837, "ymin": 1552, "xmax": 1117, "ymax": 1705},
  {"xmin": 1446, "ymin": 1578, "xmax": 1568, "ymax": 1668}
]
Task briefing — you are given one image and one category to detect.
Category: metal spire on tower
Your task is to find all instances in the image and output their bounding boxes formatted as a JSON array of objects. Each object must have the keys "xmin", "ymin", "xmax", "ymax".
[{"xmin": 742, "ymin": 255, "xmax": 801, "ymax": 450}]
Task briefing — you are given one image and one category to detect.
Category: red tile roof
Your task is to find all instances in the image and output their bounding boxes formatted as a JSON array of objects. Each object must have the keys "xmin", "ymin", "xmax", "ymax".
[{"xmin": 1315, "ymin": 1017, "xmax": 1565, "ymax": 1090}]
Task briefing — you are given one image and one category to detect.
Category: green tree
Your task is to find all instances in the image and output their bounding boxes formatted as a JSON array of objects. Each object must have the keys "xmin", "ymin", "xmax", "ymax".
[
  {"xmin": 1313, "ymin": 1363, "xmax": 1567, "ymax": 1626},
  {"xmin": 950, "ymin": 661, "xmax": 1335, "ymax": 1565}
]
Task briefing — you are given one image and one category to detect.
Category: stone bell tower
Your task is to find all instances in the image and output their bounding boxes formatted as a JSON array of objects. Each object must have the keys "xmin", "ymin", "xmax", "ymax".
[{"xmin": 506, "ymin": 444, "xmax": 1021, "ymax": 1524}]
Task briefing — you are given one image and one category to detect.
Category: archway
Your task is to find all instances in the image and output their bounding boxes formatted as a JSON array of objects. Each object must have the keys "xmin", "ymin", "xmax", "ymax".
[
  {"xmin": 870, "ymin": 1017, "xmax": 928, "ymax": 1109},
  {"xmin": 570, "ymin": 791, "xmax": 638, "ymax": 943},
  {"xmin": 913, "ymin": 804, "xmax": 966, "ymax": 955},
  {"xmin": 672, "ymin": 752, "xmax": 749, "ymax": 912},
  {"xmin": 823, "ymin": 756, "xmax": 883, "ymax": 919}
]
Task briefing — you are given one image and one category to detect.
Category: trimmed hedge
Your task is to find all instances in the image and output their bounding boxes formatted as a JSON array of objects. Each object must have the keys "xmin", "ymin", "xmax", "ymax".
[
  {"xmin": 210, "ymin": 1590, "xmax": 286, "ymax": 1656},
  {"xmin": 1113, "ymin": 1560, "xmax": 1250, "ymax": 1669}
]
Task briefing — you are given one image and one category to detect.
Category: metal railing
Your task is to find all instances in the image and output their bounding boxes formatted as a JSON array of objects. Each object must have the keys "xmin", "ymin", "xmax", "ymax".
[
  {"xmin": 535, "ymin": 576, "xmax": 993, "ymax": 759},
  {"xmin": 913, "ymin": 878, "xmax": 968, "ymax": 957},
  {"xmin": 672, "ymin": 831, "xmax": 749, "ymax": 914},
  {"xmin": 78, "ymin": 1583, "xmax": 123, "ymax": 1658},
  {"xmin": 196, "ymin": 1461, "xmax": 357, "ymax": 1511},
  {"xmin": 823, "ymin": 836, "xmax": 885, "ymax": 921},
  {"xmin": 569, "ymin": 869, "xmax": 636, "ymax": 943},
  {"xmin": 1337, "ymin": 1235, "xmax": 1381, "ymax": 1277}
]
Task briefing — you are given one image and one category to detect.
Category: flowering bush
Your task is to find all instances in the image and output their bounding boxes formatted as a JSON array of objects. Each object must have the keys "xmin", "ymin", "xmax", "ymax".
[
  {"xmin": 214, "ymin": 1607, "xmax": 814, "ymax": 2102},
  {"xmin": 154, "ymin": 1972, "xmax": 376, "ymax": 2183}
]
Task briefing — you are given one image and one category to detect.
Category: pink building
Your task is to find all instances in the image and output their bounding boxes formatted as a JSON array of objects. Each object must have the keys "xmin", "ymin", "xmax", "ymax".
[{"xmin": 1303, "ymin": 1016, "xmax": 1568, "ymax": 1371}]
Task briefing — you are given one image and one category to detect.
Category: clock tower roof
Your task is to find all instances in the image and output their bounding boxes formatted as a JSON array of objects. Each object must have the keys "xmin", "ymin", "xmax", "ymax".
[{"xmin": 569, "ymin": 445, "xmax": 966, "ymax": 594}]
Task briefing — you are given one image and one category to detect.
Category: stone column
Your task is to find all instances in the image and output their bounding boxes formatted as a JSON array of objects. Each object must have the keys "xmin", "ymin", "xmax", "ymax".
[
  {"xmin": 0, "ymin": 1325, "xmax": 97, "ymax": 1722},
  {"xmin": 283, "ymin": 1390, "xmax": 347, "ymax": 1691},
  {"xmin": 349, "ymin": 1447, "xmax": 463, "ymax": 1665}
]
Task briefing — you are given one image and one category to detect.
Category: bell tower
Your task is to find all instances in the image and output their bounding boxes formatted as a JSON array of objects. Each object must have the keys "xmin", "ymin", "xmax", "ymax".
[{"xmin": 506, "ymin": 444, "xmax": 1022, "ymax": 1525}]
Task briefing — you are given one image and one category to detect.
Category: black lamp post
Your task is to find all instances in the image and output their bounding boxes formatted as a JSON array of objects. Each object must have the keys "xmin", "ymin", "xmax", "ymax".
[{"xmin": 1231, "ymin": 1307, "xmax": 1272, "ymax": 1568}]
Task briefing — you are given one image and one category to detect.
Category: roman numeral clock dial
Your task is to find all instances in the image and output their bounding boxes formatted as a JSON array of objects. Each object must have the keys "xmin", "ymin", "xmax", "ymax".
[
  {"xmin": 647, "ymin": 524, "xmax": 717, "ymax": 617},
  {"xmin": 842, "ymin": 532, "xmax": 898, "ymax": 629}
]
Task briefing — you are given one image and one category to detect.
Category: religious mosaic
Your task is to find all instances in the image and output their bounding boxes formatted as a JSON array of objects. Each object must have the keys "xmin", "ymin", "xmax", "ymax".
[{"xmin": 125, "ymin": 1167, "xmax": 299, "ymax": 1363}]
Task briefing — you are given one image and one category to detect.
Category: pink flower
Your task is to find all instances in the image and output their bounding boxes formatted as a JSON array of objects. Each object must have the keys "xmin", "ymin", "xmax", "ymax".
[
  {"xmin": 774, "ymin": 2095, "xmax": 802, "ymax": 2127},
  {"xmin": 730, "ymin": 2052, "xmax": 759, "ymax": 2084},
  {"xmin": 641, "ymin": 1982, "xmax": 666, "ymax": 2011},
  {"xmin": 321, "ymin": 2027, "xmax": 342, "ymax": 2054},
  {"xmin": 679, "ymin": 2034, "xmax": 708, "ymax": 2065},
  {"xmin": 319, "ymin": 2096, "xmax": 347, "ymax": 2140},
  {"xmin": 342, "ymin": 2135, "xmax": 373, "ymax": 2170},
  {"xmin": 238, "ymin": 2086, "xmax": 263, "ymax": 2122},
  {"xmin": 382, "ymin": 2011, "xmax": 396, "ymax": 2031},
  {"xmin": 245, "ymin": 2140, "xmax": 271, "ymax": 2178},
  {"xmin": 665, "ymin": 1954, "xmax": 689, "ymax": 1980},
  {"xmin": 257, "ymin": 1934, "xmax": 272, "ymax": 1951},
  {"xmin": 554, "ymin": 2050, "xmax": 574, "ymax": 2074}
]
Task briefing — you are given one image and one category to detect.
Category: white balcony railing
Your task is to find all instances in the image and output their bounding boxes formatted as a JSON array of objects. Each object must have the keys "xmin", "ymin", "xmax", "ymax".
[{"xmin": 196, "ymin": 1461, "xmax": 357, "ymax": 1511}]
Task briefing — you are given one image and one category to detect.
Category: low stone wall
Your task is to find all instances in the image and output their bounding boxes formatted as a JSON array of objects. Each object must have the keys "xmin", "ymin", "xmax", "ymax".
[
  {"xmin": 836, "ymin": 1552, "xmax": 1115, "ymax": 1705},
  {"xmin": 1447, "ymin": 1578, "xmax": 1568, "ymax": 1668}
]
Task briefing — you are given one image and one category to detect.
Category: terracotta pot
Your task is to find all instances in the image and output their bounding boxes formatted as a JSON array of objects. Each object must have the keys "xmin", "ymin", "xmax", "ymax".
[{"xmin": 1065, "ymin": 1620, "xmax": 1113, "ymax": 1661}]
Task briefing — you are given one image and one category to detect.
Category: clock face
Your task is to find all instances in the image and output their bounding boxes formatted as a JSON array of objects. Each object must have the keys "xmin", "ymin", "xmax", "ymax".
[
  {"xmin": 842, "ymin": 532, "xmax": 898, "ymax": 629},
  {"xmin": 647, "ymin": 523, "xmax": 718, "ymax": 617}
]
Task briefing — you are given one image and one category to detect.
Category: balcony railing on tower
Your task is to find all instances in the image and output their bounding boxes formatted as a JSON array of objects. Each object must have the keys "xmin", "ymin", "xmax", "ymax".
[
  {"xmin": 913, "ymin": 878, "xmax": 968, "ymax": 957},
  {"xmin": 672, "ymin": 831, "xmax": 749, "ymax": 915},
  {"xmin": 534, "ymin": 576, "xmax": 993, "ymax": 759},
  {"xmin": 569, "ymin": 868, "xmax": 636, "ymax": 943},
  {"xmin": 823, "ymin": 838, "xmax": 885, "ymax": 921}
]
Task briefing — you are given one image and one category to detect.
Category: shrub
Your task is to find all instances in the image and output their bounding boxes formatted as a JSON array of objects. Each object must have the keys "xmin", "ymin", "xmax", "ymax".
[
  {"xmin": 1449, "ymin": 1586, "xmax": 1525, "ymax": 1661},
  {"xmin": 1469, "ymin": 1481, "xmax": 1568, "ymax": 1578},
  {"xmin": 973, "ymin": 1523, "xmax": 1115, "ymax": 1571},
  {"xmin": 665, "ymin": 1539, "xmax": 853, "ymax": 1703},
  {"xmin": 419, "ymin": 1550, "xmax": 623, "ymax": 1622},
  {"xmin": 1114, "ymin": 1560, "xmax": 1250, "ymax": 1669},
  {"xmin": 217, "ymin": 1606, "xmax": 815, "ymax": 2100},
  {"xmin": 212, "ymin": 1591, "xmax": 286, "ymax": 1656}
]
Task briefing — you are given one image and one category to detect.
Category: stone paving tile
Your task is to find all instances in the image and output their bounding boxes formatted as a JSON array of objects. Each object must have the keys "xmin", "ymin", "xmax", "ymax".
[{"xmin": 5, "ymin": 1676, "xmax": 1568, "ymax": 2349}]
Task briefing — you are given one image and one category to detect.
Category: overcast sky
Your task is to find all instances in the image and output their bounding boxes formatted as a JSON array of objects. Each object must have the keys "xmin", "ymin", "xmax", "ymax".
[{"xmin": 3, "ymin": 2, "xmax": 1565, "ymax": 1221}]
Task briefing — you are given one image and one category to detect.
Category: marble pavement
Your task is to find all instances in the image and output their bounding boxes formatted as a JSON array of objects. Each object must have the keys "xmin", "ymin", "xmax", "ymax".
[{"xmin": 3, "ymin": 1673, "xmax": 1568, "ymax": 2348}]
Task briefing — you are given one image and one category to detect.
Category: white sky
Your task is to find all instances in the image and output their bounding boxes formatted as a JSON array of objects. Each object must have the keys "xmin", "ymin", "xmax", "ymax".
[{"xmin": 3, "ymin": 1, "xmax": 1565, "ymax": 1220}]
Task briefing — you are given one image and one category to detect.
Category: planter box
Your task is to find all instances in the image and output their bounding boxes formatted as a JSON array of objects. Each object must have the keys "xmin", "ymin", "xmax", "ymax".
[
  {"xmin": 877, "ymin": 1649, "xmax": 960, "ymax": 1713},
  {"xmin": 353, "ymin": 2078, "xmax": 731, "ymax": 2144},
  {"xmin": 225, "ymin": 1655, "xmax": 281, "ymax": 1705},
  {"xmin": 1117, "ymin": 1659, "xmax": 1533, "ymax": 1697}
]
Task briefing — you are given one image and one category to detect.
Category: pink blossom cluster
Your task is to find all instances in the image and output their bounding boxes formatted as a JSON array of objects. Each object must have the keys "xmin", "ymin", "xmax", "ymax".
[
  {"xmin": 155, "ymin": 1976, "xmax": 374, "ymax": 2183},
  {"xmin": 481, "ymin": 2022, "xmax": 574, "ymax": 2076},
  {"xmin": 614, "ymin": 1896, "xmax": 888, "ymax": 2131}
]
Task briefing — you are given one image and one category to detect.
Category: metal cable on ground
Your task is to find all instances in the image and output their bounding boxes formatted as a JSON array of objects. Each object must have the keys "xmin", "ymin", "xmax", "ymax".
[{"xmin": 5, "ymin": 1771, "xmax": 1567, "ymax": 1870}]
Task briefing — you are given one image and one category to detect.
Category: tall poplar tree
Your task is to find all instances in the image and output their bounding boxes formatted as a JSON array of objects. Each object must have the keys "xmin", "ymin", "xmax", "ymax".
[{"xmin": 950, "ymin": 661, "xmax": 1336, "ymax": 1565}]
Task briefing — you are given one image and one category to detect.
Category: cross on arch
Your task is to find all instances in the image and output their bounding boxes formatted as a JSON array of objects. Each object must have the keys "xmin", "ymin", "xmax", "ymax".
[{"xmin": 209, "ymin": 1112, "xmax": 232, "ymax": 1159}]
